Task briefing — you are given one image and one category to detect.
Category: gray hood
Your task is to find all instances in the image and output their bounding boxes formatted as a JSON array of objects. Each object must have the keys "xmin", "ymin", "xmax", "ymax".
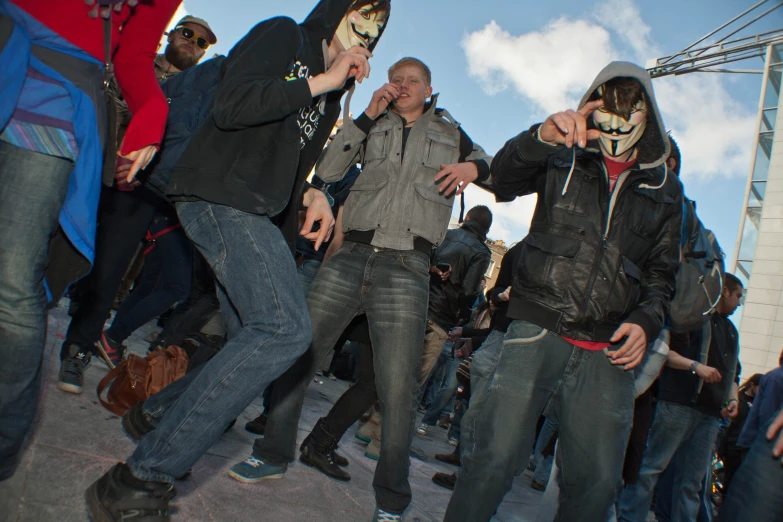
[{"xmin": 578, "ymin": 61, "xmax": 669, "ymax": 170}]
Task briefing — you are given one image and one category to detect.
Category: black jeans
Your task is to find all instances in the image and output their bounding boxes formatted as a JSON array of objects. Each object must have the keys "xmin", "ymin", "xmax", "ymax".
[
  {"xmin": 322, "ymin": 342, "xmax": 376, "ymax": 438},
  {"xmin": 62, "ymin": 185, "xmax": 160, "ymax": 358},
  {"xmin": 106, "ymin": 226, "xmax": 192, "ymax": 343},
  {"xmin": 152, "ymin": 248, "xmax": 219, "ymax": 347}
]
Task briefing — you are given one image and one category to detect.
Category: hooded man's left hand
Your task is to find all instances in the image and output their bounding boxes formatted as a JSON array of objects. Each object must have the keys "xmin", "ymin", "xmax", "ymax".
[
  {"xmin": 435, "ymin": 162, "xmax": 478, "ymax": 196},
  {"xmin": 300, "ymin": 188, "xmax": 335, "ymax": 251}
]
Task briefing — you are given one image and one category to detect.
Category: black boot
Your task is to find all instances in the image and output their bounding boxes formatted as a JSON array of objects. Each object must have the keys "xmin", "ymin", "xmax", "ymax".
[
  {"xmin": 245, "ymin": 413, "xmax": 267, "ymax": 435},
  {"xmin": 122, "ymin": 403, "xmax": 157, "ymax": 441},
  {"xmin": 85, "ymin": 462, "xmax": 177, "ymax": 521},
  {"xmin": 300, "ymin": 424, "xmax": 349, "ymax": 467},
  {"xmin": 299, "ymin": 418, "xmax": 350, "ymax": 481},
  {"xmin": 432, "ymin": 472, "xmax": 456, "ymax": 490}
]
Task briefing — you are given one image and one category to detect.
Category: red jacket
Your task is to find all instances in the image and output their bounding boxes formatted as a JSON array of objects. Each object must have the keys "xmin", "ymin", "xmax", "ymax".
[{"xmin": 15, "ymin": 0, "xmax": 181, "ymax": 154}]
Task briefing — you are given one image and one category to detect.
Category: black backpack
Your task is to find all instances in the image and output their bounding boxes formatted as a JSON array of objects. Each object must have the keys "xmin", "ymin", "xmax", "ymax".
[{"xmin": 668, "ymin": 199, "xmax": 725, "ymax": 333}]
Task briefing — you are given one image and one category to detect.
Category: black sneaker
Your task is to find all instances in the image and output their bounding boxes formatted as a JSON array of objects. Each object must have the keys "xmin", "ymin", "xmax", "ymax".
[
  {"xmin": 58, "ymin": 348, "xmax": 91, "ymax": 394},
  {"xmin": 86, "ymin": 462, "xmax": 176, "ymax": 522}
]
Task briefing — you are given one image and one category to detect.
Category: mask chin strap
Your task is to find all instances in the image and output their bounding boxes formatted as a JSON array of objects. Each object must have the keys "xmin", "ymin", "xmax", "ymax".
[{"xmin": 561, "ymin": 147, "xmax": 577, "ymax": 196}]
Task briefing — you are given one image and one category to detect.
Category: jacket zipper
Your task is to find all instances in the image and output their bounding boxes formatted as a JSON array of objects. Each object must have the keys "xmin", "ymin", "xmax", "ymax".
[{"xmin": 581, "ymin": 162, "xmax": 635, "ymax": 312}]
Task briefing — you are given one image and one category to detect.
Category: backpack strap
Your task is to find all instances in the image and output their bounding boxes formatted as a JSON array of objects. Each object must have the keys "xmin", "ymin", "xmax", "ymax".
[{"xmin": 97, "ymin": 363, "xmax": 126, "ymax": 416}]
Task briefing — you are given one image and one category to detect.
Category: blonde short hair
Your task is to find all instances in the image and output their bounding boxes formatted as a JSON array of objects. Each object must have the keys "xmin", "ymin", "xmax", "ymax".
[{"xmin": 388, "ymin": 57, "xmax": 432, "ymax": 86}]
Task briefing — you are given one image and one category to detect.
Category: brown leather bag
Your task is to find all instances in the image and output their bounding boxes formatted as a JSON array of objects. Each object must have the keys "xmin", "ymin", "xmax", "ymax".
[{"xmin": 97, "ymin": 346, "xmax": 189, "ymax": 416}]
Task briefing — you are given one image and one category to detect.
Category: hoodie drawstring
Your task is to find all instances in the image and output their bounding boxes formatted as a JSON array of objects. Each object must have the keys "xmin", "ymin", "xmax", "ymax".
[
  {"xmin": 639, "ymin": 164, "xmax": 668, "ymax": 190},
  {"xmin": 318, "ymin": 39, "xmax": 329, "ymax": 115},
  {"xmin": 561, "ymin": 147, "xmax": 577, "ymax": 197}
]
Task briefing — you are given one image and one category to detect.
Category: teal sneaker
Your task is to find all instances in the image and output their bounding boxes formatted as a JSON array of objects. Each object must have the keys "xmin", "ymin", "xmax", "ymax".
[
  {"xmin": 228, "ymin": 456, "xmax": 287, "ymax": 483},
  {"xmin": 372, "ymin": 507, "xmax": 402, "ymax": 521}
]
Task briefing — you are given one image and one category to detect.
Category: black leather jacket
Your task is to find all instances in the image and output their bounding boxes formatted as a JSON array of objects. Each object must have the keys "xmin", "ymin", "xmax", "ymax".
[
  {"xmin": 428, "ymin": 220, "xmax": 492, "ymax": 330},
  {"xmin": 493, "ymin": 126, "xmax": 683, "ymax": 343}
]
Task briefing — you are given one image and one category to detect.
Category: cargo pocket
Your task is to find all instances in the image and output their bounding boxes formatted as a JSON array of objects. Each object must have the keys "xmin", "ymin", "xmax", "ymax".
[
  {"xmin": 423, "ymin": 131, "xmax": 460, "ymax": 170},
  {"xmin": 342, "ymin": 176, "xmax": 390, "ymax": 231},
  {"xmin": 363, "ymin": 128, "xmax": 390, "ymax": 165},
  {"xmin": 408, "ymin": 184, "xmax": 454, "ymax": 245}
]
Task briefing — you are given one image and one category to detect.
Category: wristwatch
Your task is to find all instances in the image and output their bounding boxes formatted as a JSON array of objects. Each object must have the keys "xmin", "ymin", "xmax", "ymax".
[{"xmin": 690, "ymin": 361, "xmax": 700, "ymax": 374}]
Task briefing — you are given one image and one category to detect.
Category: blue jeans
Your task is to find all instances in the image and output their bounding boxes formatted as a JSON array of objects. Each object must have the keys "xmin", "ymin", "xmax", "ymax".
[
  {"xmin": 126, "ymin": 201, "xmax": 312, "ymax": 483},
  {"xmin": 447, "ymin": 320, "xmax": 635, "ymax": 522},
  {"xmin": 107, "ymin": 226, "xmax": 192, "ymax": 342},
  {"xmin": 617, "ymin": 400, "xmax": 720, "ymax": 522},
  {"xmin": 255, "ymin": 241, "xmax": 430, "ymax": 514},
  {"xmin": 422, "ymin": 341, "xmax": 460, "ymax": 425},
  {"xmin": 0, "ymin": 142, "xmax": 74, "ymax": 480},
  {"xmin": 457, "ymin": 329, "xmax": 505, "ymax": 454},
  {"xmin": 532, "ymin": 418, "xmax": 559, "ymax": 485},
  {"xmin": 297, "ymin": 257, "xmax": 321, "ymax": 296},
  {"xmin": 717, "ymin": 407, "xmax": 783, "ymax": 522}
]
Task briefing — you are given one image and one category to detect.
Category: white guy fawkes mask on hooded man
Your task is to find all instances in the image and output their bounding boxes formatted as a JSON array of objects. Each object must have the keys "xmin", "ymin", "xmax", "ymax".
[
  {"xmin": 592, "ymin": 85, "xmax": 648, "ymax": 158},
  {"xmin": 334, "ymin": 5, "xmax": 386, "ymax": 50}
]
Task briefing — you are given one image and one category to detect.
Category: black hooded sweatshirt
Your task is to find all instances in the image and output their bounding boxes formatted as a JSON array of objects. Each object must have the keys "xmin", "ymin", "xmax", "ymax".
[{"xmin": 166, "ymin": 0, "xmax": 387, "ymax": 250}]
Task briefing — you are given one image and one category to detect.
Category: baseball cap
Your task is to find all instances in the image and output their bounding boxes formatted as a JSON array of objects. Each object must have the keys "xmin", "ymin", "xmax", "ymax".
[{"xmin": 175, "ymin": 15, "xmax": 217, "ymax": 45}]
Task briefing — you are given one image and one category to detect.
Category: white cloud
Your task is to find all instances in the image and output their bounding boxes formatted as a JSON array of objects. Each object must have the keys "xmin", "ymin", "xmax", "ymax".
[
  {"xmin": 461, "ymin": 18, "xmax": 616, "ymax": 115},
  {"xmin": 462, "ymin": 0, "xmax": 756, "ymax": 183}
]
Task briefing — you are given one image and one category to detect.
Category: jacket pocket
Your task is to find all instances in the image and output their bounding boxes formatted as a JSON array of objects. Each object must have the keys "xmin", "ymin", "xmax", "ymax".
[
  {"xmin": 364, "ymin": 128, "xmax": 390, "ymax": 164},
  {"xmin": 423, "ymin": 131, "xmax": 459, "ymax": 170},
  {"xmin": 518, "ymin": 231, "xmax": 580, "ymax": 300},
  {"xmin": 408, "ymin": 184, "xmax": 454, "ymax": 246},
  {"xmin": 342, "ymin": 175, "xmax": 391, "ymax": 231},
  {"xmin": 604, "ymin": 256, "xmax": 644, "ymax": 321}
]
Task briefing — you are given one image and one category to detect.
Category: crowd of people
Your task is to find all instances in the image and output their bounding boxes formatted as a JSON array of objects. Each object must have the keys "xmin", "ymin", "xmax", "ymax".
[{"xmin": 1, "ymin": 1, "xmax": 782, "ymax": 521}]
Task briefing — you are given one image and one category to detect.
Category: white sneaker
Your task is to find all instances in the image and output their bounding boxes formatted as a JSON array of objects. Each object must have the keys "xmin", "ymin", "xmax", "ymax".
[{"xmin": 416, "ymin": 423, "xmax": 428, "ymax": 435}]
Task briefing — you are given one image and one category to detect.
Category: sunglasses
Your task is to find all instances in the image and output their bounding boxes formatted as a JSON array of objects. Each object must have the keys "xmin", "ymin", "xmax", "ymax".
[{"xmin": 175, "ymin": 26, "xmax": 209, "ymax": 50}]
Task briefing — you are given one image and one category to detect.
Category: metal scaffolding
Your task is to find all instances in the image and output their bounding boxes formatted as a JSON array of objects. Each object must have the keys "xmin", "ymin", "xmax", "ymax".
[{"xmin": 646, "ymin": 0, "xmax": 783, "ymax": 77}]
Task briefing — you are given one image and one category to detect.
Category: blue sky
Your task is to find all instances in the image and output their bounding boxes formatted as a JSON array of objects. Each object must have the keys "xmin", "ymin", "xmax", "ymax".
[{"xmin": 173, "ymin": 0, "xmax": 781, "ymax": 264}]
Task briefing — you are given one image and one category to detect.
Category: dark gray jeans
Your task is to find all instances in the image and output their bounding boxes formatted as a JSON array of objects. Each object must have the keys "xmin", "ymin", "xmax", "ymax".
[
  {"xmin": 255, "ymin": 241, "xmax": 430, "ymax": 514},
  {"xmin": 446, "ymin": 320, "xmax": 635, "ymax": 522}
]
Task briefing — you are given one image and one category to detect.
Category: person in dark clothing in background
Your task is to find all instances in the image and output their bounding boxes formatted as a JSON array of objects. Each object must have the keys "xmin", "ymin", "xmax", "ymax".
[
  {"xmin": 57, "ymin": 15, "xmax": 217, "ymax": 391},
  {"xmin": 421, "ymin": 207, "xmax": 493, "ymax": 383},
  {"xmin": 431, "ymin": 239, "xmax": 522, "ymax": 490},
  {"xmin": 720, "ymin": 372, "xmax": 761, "ymax": 494},
  {"xmin": 618, "ymin": 273, "xmax": 743, "ymax": 522},
  {"xmin": 89, "ymin": 208, "xmax": 193, "ymax": 369},
  {"xmin": 717, "ymin": 360, "xmax": 783, "ymax": 522},
  {"xmin": 85, "ymin": 2, "xmax": 387, "ymax": 520},
  {"xmin": 146, "ymin": 250, "xmax": 219, "ymax": 352}
]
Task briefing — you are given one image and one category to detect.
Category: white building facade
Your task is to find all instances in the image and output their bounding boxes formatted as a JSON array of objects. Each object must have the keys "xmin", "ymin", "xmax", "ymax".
[{"xmin": 732, "ymin": 42, "xmax": 783, "ymax": 378}]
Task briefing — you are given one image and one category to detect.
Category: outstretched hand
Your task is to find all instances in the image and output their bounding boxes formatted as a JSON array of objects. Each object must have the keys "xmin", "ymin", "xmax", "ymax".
[
  {"xmin": 539, "ymin": 100, "xmax": 603, "ymax": 149},
  {"xmin": 435, "ymin": 162, "xmax": 479, "ymax": 196}
]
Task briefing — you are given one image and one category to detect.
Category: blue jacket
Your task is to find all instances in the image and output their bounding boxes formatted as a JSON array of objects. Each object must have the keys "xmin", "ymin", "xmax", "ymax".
[
  {"xmin": 0, "ymin": 4, "xmax": 104, "ymax": 301},
  {"xmin": 143, "ymin": 56, "xmax": 226, "ymax": 198}
]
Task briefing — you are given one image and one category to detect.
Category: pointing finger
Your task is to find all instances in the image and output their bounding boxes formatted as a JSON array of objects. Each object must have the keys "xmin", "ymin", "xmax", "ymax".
[{"xmin": 579, "ymin": 99, "xmax": 603, "ymax": 117}]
